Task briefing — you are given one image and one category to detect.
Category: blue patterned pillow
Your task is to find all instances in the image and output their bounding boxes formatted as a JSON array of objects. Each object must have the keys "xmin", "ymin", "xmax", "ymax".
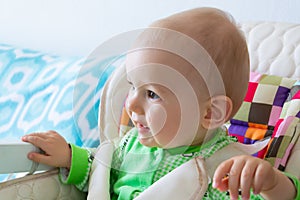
[{"xmin": 0, "ymin": 43, "xmax": 116, "ymax": 148}]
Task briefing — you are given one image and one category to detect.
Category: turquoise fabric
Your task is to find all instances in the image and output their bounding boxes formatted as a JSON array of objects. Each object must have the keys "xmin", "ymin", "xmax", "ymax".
[
  {"xmin": 0, "ymin": 43, "xmax": 117, "ymax": 146},
  {"xmin": 0, "ymin": 43, "xmax": 118, "ymax": 181}
]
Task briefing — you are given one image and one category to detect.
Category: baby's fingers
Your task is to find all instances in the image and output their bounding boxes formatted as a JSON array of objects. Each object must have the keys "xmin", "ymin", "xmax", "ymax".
[
  {"xmin": 227, "ymin": 159, "xmax": 245, "ymax": 200},
  {"xmin": 22, "ymin": 134, "xmax": 47, "ymax": 149},
  {"xmin": 27, "ymin": 152, "xmax": 53, "ymax": 166},
  {"xmin": 213, "ymin": 159, "xmax": 234, "ymax": 191},
  {"xmin": 252, "ymin": 162, "xmax": 274, "ymax": 194},
  {"xmin": 240, "ymin": 161, "xmax": 256, "ymax": 199}
]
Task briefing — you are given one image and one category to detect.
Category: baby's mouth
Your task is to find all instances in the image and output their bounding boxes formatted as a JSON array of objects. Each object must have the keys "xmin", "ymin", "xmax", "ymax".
[{"xmin": 136, "ymin": 122, "xmax": 150, "ymax": 135}]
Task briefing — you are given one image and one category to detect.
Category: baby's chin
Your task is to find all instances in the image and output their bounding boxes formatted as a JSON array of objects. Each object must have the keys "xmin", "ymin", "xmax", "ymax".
[
  {"xmin": 138, "ymin": 137, "xmax": 178, "ymax": 149},
  {"xmin": 137, "ymin": 133, "xmax": 185, "ymax": 148},
  {"xmin": 138, "ymin": 137, "xmax": 159, "ymax": 147}
]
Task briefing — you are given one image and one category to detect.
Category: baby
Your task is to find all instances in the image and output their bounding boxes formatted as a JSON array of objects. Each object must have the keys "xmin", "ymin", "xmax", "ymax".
[{"xmin": 22, "ymin": 7, "xmax": 298, "ymax": 200}]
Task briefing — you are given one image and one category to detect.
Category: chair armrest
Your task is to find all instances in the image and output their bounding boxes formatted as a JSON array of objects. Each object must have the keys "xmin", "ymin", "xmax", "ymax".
[{"xmin": 0, "ymin": 141, "xmax": 53, "ymax": 174}]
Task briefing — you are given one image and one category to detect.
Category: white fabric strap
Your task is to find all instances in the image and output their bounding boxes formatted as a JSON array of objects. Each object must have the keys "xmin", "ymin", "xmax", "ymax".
[
  {"xmin": 88, "ymin": 141, "xmax": 115, "ymax": 200},
  {"xmin": 0, "ymin": 142, "xmax": 53, "ymax": 174},
  {"xmin": 135, "ymin": 157, "xmax": 209, "ymax": 200}
]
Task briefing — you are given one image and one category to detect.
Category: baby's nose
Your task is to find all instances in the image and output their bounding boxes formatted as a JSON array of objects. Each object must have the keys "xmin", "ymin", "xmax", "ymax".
[{"xmin": 126, "ymin": 94, "xmax": 144, "ymax": 115}]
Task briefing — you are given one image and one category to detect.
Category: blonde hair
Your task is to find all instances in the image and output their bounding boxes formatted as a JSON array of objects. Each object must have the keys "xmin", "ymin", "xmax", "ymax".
[{"xmin": 151, "ymin": 7, "xmax": 249, "ymax": 118}]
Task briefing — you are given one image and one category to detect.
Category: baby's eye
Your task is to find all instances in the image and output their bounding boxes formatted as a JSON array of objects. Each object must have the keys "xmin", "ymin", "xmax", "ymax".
[{"xmin": 147, "ymin": 90, "xmax": 160, "ymax": 100}]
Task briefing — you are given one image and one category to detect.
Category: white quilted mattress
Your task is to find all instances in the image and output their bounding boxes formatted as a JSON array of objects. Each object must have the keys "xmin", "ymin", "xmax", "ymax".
[{"xmin": 241, "ymin": 22, "xmax": 300, "ymax": 79}]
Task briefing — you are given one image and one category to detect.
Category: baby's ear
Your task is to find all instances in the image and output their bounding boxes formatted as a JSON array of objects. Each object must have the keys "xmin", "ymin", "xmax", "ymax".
[{"xmin": 201, "ymin": 95, "xmax": 233, "ymax": 130}]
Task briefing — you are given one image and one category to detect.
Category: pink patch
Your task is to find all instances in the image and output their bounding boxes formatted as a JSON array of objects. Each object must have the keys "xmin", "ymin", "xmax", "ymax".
[
  {"xmin": 274, "ymin": 158, "xmax": 281, "ymax": 169},
  {"xmin": 250, "ymin": 71, "xmax": 262, "ymax": 82},
  {"xmin": 268, "ymin": 106, "xmax": 282, "ymax": 126},
  {"xmin": 280, "ymin": 144, "xmax": 294, "ymax": 166}
]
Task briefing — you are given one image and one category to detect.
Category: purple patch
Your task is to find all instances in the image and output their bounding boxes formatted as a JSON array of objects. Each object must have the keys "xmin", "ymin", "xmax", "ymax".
[
  {"xmin": 230, "ymin": 119, "xmax": 248, "ymax": 126},
  {"xmin": 244, "ymin": 137, "xmax": 256, "ymax": 144},
  {"xmin": 228, "ymin": 125, "xmax": 248, "ymax": 137},
  {"xmin": 273, "ymin": 86, "xmax": 290, "ymax": 106}
]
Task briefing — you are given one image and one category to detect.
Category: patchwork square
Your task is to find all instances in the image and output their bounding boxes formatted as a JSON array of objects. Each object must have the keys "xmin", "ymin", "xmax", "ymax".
[
  {"xmin": 252, "ymin": 84, "xmax": 278, "ymax": 105},
  {"xmin": 249, "ymin": 71, "xmax": 262, "ymax": 82},
  {"xmin": 230, "ymin": 119, "xmax": 248, "ymax": 127},
  {"xmin": 231, "ymin": 102, "xmax": 251, "ymax": 122},
  {"xmin": 280, "ymin": 77, "xmax": 299, "ymax": 88},
  {"xmin": 228, "ymin": 124, "xmax": 248, "ymax": 137},
  {"xmin": 266, "ymin": 136, "xmax": 283, "ymax": 157},
  {"xmin": 268, "ymin": 106, "xmax": 282, "ymax": 126},
  {"xmin": 248, "ymin": 122, "xmax": 268, "ymax": 129},
  {"xmin": 280, "ymin": 98, "xmax": 300, "ymax": 118},
  {"xmin": 245, "ymin": 127, "xmax": 269, "ymax": 140},
  {"xmin": 259, "ymin": 74, "xmax": 282, "ymax": 85},
  {"xmin": 273, "ymin": 86, "xmax": 290, "ymax": 106},
  {"xmin": 249, "ymin": 103, "xmax": 273, "ymax": 125},
  {"xmin": 244, "ymin": 82, "xmax": 258, "ymax": 102}
]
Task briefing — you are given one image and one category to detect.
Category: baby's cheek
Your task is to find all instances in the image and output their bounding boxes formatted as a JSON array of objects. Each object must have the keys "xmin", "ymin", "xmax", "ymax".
[{"xmin": 146, "ymin": 104, "xmax": 167, "ymax": 136}]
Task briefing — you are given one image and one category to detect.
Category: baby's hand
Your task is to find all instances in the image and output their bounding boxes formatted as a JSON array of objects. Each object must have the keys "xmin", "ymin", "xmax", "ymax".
[
  {"xmin": 213, "ymin": 155, "xmax": 277, "ymax": 200},
  {"xmin": 22, "ymin": 131, "xmax": 71, "ymax": 168}
]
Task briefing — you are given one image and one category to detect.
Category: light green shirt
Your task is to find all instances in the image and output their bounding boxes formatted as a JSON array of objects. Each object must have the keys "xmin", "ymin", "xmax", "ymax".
[
  {"xmin": 109, "ymin": 127, "xmax": 261, "ymax": 200},
  {"xmin": 62, "ymin": 127, "xmax": 300, "ymax": 200}
]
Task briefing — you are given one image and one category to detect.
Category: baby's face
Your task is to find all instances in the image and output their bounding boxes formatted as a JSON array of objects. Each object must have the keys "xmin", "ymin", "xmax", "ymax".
[
  {"xmin": 125, "ymin": 49, "xmax": 207, "ymax": 148},
  {"xmin": 126, "ymin": 73, "xmax": 181, "ymax": 148}
]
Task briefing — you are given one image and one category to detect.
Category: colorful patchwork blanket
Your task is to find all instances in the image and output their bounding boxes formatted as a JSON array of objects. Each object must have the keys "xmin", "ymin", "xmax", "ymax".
[{"xmin": 229, "ymin": 72, "xmax": 300, "ymax": 171}]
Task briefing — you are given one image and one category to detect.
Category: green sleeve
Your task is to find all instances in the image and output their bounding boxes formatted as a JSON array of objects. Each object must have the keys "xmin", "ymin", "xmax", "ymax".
[
  {"xmin": 59, "ymin": 144, "xmax": 94, "ymax": 191},
  {"xmin": 284, "ymin": 172, "xmax": 300, "ymax": 200}
]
